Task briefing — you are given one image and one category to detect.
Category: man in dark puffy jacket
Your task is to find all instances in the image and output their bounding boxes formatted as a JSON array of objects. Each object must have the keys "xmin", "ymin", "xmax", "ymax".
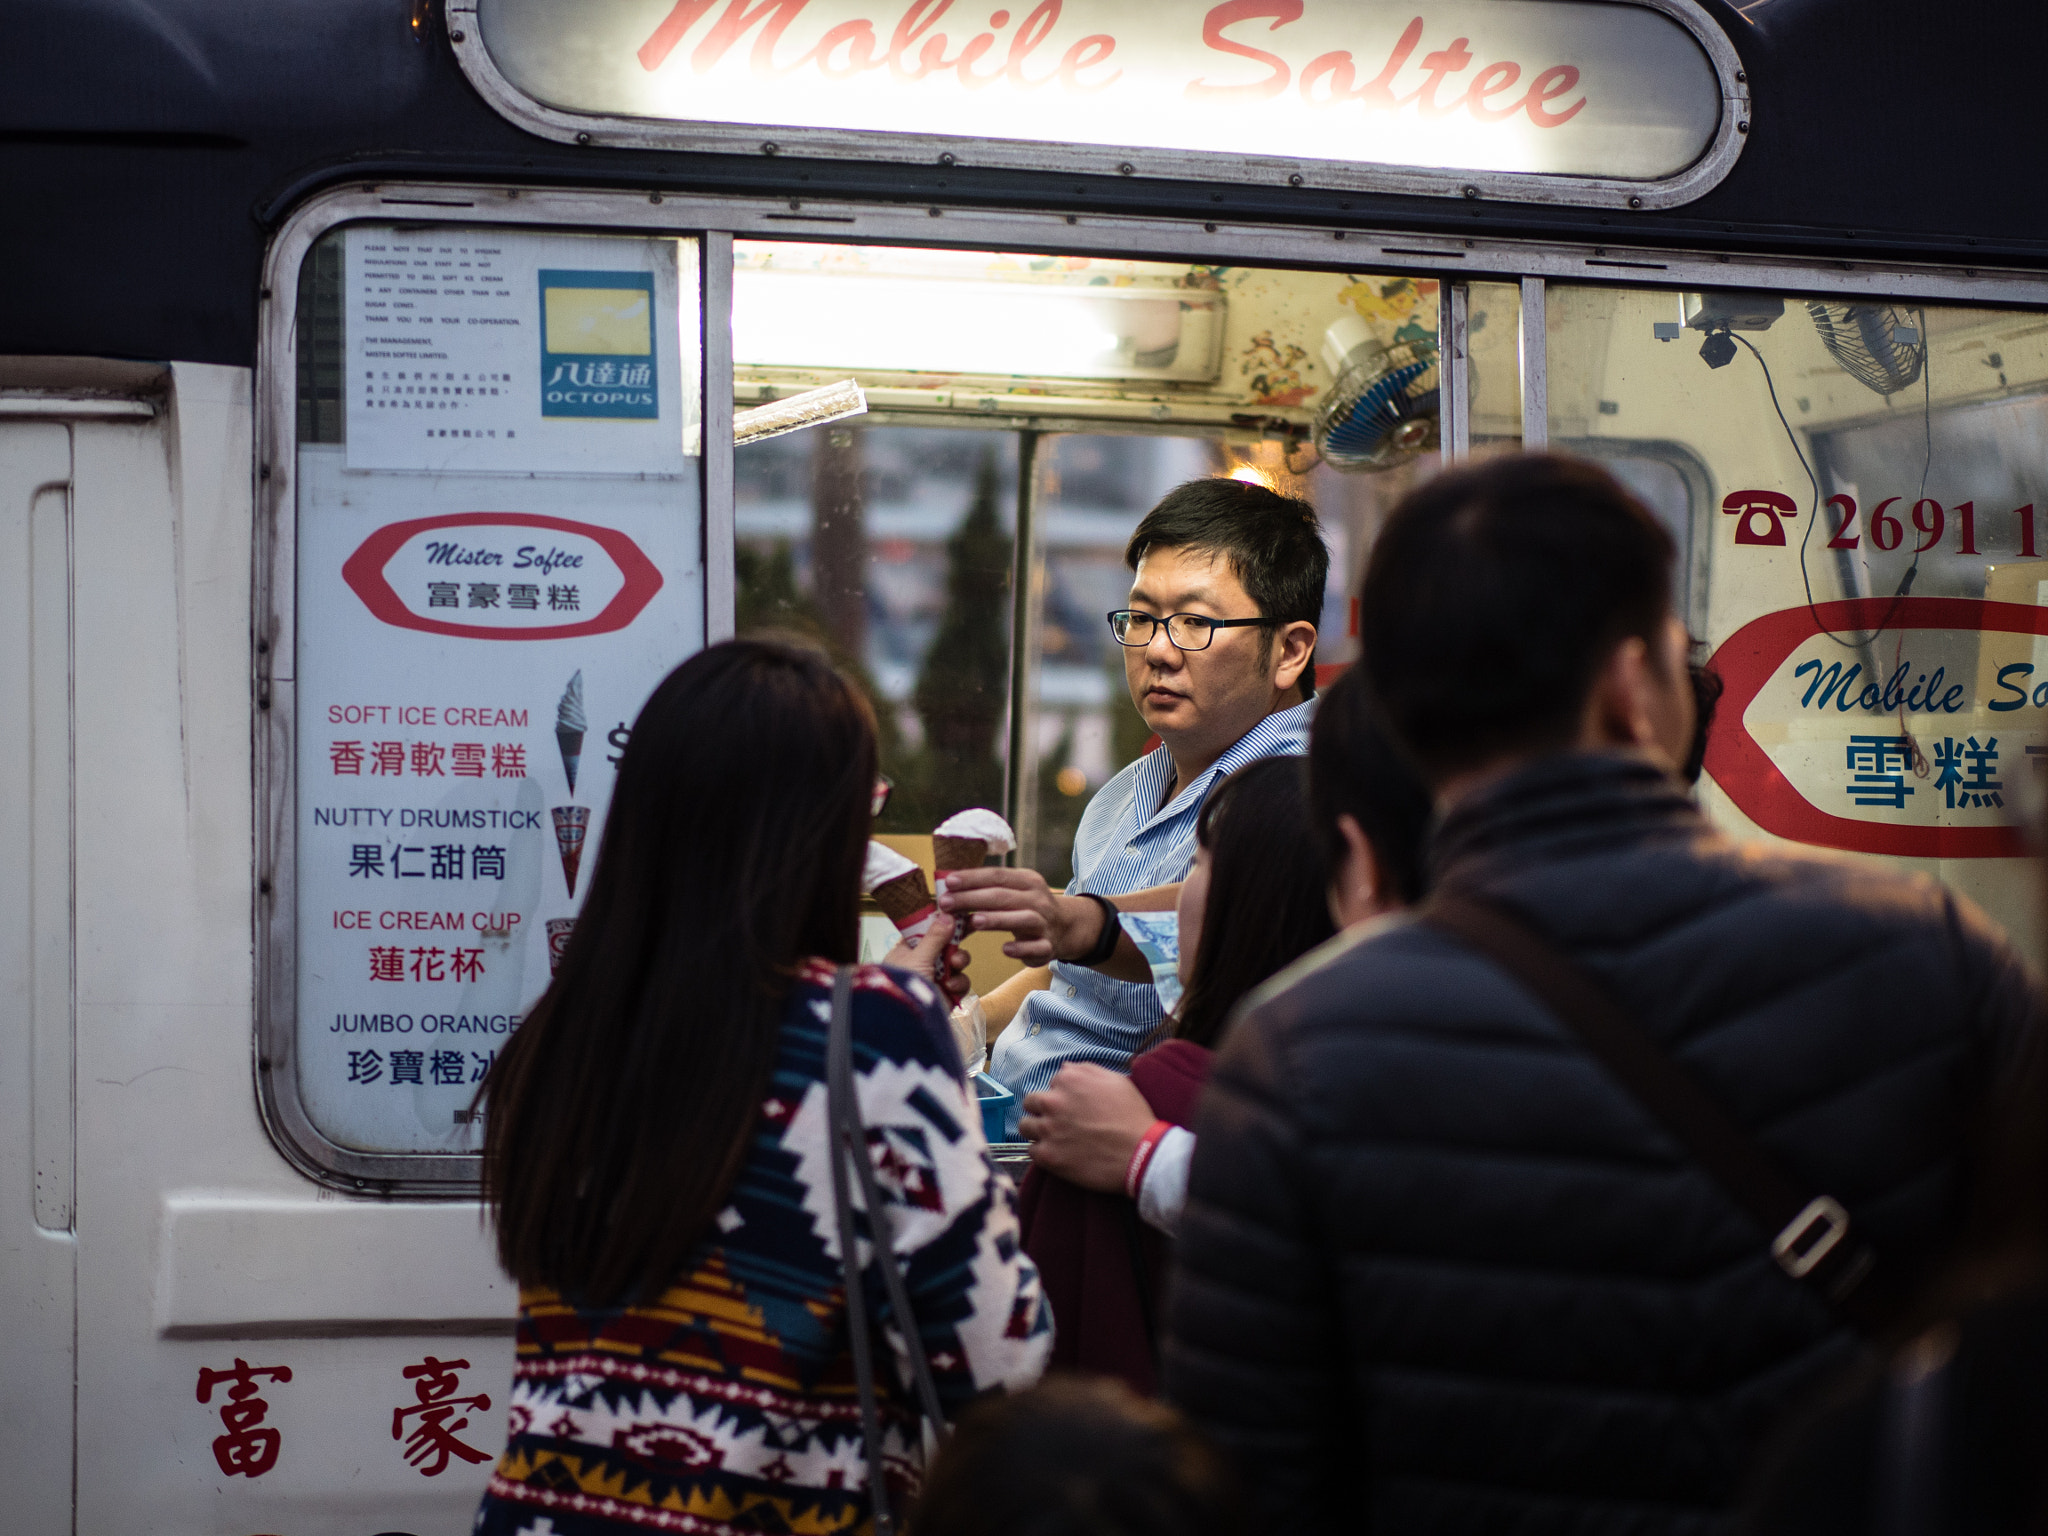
[{"xmin": 1164, "ymin": 454, "xmax": 2041, "ymax": 1534}]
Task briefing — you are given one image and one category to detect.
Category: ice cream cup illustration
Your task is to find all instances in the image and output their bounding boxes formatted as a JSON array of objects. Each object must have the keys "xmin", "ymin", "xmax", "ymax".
[
  {"xmin": 551, "ymin": 805, "xmax": 590, "ymax": 897},
  {"xmin": 545, "ymin": 918, "xmax": 576, "ymax": 976},
  {"xmin": 556, "ymin": 670, "xmax": 586, "ymax": 794}
]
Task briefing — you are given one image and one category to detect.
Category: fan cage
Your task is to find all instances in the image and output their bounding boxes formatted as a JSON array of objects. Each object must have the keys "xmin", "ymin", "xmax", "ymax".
[
  {"xmin": 1314, "ymin": 338, "xmax": 1441, "ymax": 471},
  {"xmin": 1806, "ymin": 303, "xmax": 1926, "ymax": 398}
]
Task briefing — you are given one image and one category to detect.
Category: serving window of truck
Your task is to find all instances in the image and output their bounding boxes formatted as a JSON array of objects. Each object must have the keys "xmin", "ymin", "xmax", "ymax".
[{"xmin": 257, "ymin": 0, "xmax": 2048, "ymax": 1191}]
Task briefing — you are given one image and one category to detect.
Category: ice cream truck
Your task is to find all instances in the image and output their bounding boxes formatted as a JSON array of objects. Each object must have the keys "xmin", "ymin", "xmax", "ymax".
[{"xmin": 9, "ymin": 0, "xmax": 2048, "ymax": 1528}]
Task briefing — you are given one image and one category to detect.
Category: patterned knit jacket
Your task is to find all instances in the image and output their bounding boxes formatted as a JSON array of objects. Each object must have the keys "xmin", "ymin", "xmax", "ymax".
[{"xmin": 476, "ymin": 960, "xmax": 1053, "ymax": 1536}]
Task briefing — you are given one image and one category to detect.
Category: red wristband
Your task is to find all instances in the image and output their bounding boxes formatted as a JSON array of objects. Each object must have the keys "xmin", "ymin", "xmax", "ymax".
[{"xmin": 1124, "ymin": 1119, "xmax": 1173, "ymax": 1201}]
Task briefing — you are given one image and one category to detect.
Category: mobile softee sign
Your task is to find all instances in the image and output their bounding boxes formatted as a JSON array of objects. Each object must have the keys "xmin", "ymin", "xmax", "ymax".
[
  {"xmin": 470, "ymin": 0, "xmax": 1729, "ymax": 188},
  {"xmin": 295, "ymin": 228, "xmax": 701, "ymax": 1155},
  {"xmin": 1707, "ymin": 596, "xmax": 2048, "ymax": 861}
]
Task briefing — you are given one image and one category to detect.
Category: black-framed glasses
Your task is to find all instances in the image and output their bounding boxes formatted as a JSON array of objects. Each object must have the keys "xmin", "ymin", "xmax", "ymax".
[
  {"xmin": 1107, "ymin": 609, "xmax": 1277, "ymax": 651},
  {"xmin": 871, "ymin": 775, "xmax": 894, "ymax": 817}
]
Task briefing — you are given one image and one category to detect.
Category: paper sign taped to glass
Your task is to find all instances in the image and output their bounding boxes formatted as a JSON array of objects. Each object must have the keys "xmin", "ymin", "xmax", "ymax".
[{"xmin": 342, "ymin": 227, "xmax": 696, "ymax": 476}]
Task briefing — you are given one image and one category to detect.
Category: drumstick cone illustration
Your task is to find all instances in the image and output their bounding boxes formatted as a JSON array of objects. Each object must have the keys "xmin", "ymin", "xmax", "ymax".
[
  {"xmin": 555, "ymin": 670, "xmax": 586, "ymax": 795},
  {"xmin": 551, "ymin": 805, "xmax": 589, "ymax": 897}
]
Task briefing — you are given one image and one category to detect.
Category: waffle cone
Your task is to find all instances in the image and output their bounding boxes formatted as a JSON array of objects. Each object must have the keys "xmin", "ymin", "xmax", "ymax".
[
  {"xmin": 871, "ymin": 868, "xmax": 933, "ymax": 926},
  {"xmin": 933, "ymin": 834, "xmax": 989, "ymax": 872}
]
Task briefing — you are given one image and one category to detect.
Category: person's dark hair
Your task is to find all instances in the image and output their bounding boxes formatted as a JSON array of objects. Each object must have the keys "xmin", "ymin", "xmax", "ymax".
[
  {"xmin": 1358, "ymin": 453, "xmax": 1676, "ymax": 780},
  {"xmin": 1307, "ymin": 663, "xmax": 1435, "ymax": 905},
  {"xmin": 480, "ymin": 639, "xmax": 875, "ymax": 1307},
  {"xmin": 1683, "ymin": 658, "xmax": 1724, "ymax": 787},
  {"xmin": 913, "ymin": 1375, "xmax": 1244, "ymax": 1536},
  {"xmin": 1172, "ymin": 756, "xmax": 1336, "ymax": 1050},
  {"xmin": 1125, "ymin": 477, "xmax": 1330, "ymax": 698}
]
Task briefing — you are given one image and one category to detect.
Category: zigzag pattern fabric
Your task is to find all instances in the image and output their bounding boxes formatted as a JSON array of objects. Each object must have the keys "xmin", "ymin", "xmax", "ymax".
[{"xmin": 476, "ymin": 960, "xmax": 1051, "ymax": 1535}]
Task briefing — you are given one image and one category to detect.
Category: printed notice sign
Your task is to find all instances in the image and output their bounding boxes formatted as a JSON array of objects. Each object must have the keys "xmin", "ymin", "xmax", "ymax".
[
  {"xmin": 295, "ymin": 443, "xmax": 704, "ymax": 1155},
  {"xmin": 344, "ymin": 228, "xmax": 694, "ymax": 475}
]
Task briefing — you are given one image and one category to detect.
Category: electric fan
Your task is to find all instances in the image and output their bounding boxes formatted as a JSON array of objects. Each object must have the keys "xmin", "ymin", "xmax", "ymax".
[
  {"xmin": 1312, "ymin": 313, "xmax": 1440, "ymax": 471},
  {"xmin": 1805, "ymin": 303, "xmax": 1925, "ymax": 396}
]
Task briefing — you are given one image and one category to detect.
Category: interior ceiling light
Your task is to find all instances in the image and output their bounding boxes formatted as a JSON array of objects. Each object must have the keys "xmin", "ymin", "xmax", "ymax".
[{"xmin": 732, "ymin": 271, "xmax": 1223, "ymax": 383}]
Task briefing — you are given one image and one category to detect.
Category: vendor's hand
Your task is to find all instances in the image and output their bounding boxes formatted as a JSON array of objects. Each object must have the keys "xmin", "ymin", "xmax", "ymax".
[
  {"xmin": 882, "ymin": 920, "xmax": 973, "ymax": 1003},
  {"xmin": 937, "ymin": 867, "xmax": 1103, "ymax": 967},
  {"xmin": 1019, "ymin": 1062, "xmax": 1157, "ymax": 1193}
]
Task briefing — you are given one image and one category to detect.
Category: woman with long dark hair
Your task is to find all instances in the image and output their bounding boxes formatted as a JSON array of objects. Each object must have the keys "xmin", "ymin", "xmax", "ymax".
[
  {"xmin": 1014, "ymin": 668, "xmax": 1434, "ymax": 1393},
  {"xmin": 473, "ymin": 639, "xmax": 1050, "ymax": 1536}
]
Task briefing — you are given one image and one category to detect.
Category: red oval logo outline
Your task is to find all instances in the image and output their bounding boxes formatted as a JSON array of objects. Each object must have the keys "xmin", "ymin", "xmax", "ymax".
[
  {"xmin": 340, "ymin": 512, "xmax": 664, "ymax": 641},
  {"xmin": 1704, "ymin": 595, "xmax": 2048, "ymax": 859}
]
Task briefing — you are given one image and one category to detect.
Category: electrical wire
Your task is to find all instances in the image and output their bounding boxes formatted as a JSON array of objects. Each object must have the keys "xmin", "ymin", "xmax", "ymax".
[
  {"xmin": 1738, "ymin": 319, "xmax": 1933, "ymax": 652},
  {"xmin": 1734, "ymin": 314, "xmax": 1936, "ymax": 772}
]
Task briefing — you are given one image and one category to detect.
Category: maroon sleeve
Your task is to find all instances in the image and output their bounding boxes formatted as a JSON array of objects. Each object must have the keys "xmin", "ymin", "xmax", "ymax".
[{"xmin": 1130, "ymin": 1039, "xmax": 1213, "ymax": 1126}]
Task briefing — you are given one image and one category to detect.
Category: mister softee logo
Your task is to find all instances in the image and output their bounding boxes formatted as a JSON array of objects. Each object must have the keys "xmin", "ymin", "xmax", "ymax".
[{"xmin": 538, "ymin": 270, "xmax": 659, "ymax": 419}]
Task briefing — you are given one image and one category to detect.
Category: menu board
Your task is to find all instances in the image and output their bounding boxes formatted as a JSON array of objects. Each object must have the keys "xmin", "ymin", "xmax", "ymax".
[{"xmin": 296, "ymin": 227, "xmax": 702, "ymax": 1156}]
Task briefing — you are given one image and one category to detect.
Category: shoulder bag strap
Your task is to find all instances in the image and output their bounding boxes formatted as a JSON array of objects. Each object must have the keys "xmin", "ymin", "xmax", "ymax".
[
  {"xmin": 1422, "ymin": 891, "xmax": 1892, "ymax": 1332},
  {"xmin": 827, "ymin": 966, "xmax": 948, "ymax": 1535},
  {"xmin": 827, "ymin": 966, "xmax": 895, "ymax": 1535}
]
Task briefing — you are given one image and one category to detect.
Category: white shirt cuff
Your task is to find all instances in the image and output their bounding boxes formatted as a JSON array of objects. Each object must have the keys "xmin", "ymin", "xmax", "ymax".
[{"xmin": 1136, "ymin": 1125, "xmax": 1195, "ymax": 1237}]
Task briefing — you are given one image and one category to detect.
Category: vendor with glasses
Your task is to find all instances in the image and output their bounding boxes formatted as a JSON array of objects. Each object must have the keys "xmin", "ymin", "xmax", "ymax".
[{"xmin": 939, "ymin": 477, "xmax": 1328, "ymax": 1104}]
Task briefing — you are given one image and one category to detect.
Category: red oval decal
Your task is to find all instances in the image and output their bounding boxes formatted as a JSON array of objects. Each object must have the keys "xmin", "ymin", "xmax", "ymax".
[
  {"xmin": 341, "ymin": 512, "xmax": 663, "ymax": 641},
  {"xmin": 1704, "ymin": 596, "xmax": 2047, "ymax": 859}
]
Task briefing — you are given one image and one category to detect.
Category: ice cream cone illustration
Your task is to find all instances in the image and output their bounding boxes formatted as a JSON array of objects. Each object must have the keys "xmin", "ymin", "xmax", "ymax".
[
  {"xmin": 864, "ymin": 841, "xmax": 938, "ymax": 940},
  {"xmin": 555, "ymin": 670, "xmax": 586, "ymax": 794},
  {"xmin": 551, "ymin": 805, "xmax": 589, "ymax": 897},
  {"xmin": 931, "ymin": 808, "xmax": 1017, "ymax": 875},
  {"xmin": 545, "ymin": 918, "xmax": 576, "ymax": 975}
]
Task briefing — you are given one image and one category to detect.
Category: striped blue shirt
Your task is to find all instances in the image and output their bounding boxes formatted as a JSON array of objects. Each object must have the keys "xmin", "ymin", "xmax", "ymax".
[{"xmin": 989, "ymin": 699, "xmax": 1316, "ymax": 1102}]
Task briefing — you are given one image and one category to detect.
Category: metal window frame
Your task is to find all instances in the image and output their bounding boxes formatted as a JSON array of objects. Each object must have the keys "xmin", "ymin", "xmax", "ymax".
[
  {"xmin": 445, "ymin": 0, "xmax": 1752, "ymax": 214},
  {"xmin": 256, "ymin": 180, "xmax": 2048, "ymax": 1191}
]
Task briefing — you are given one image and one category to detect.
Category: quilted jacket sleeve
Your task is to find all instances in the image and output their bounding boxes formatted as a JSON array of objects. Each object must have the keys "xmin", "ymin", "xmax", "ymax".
[
  {"xmin": 1945, "ymin": 885, "xmax": 2044, "ymax": 1072},
  {"xmin": 1162, "ymin": 992, "xmax": 1346, "ymax": 1527}
]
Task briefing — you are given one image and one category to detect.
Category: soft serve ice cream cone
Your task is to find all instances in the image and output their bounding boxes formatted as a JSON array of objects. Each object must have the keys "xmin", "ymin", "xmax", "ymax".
[
  {"xmin": 930, "ymin": 808, "xmax": 1016, "ymax": 875},
  {"xmin": 863, "ymin": 841, "xmax": 938, "ymax": 941},
  {"xmin": 555, "ymin": 670, "xmax": 586, "ymax": 795},
  {"xmin": 929, "ymin": 810, "xmax": 1017, "ymax": 1010}
]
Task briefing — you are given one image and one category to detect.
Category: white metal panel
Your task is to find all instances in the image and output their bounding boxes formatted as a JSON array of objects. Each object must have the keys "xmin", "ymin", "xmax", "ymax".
[
  {"xmin": 156, "ymin": 1197, "xmax": 514, "ymax": 1336},
  {"xmin": 59, "ymin": 365, "xmax": 511, "ymax": 1535},
  {"xmin": 0, "ymin": 419, "xmax": 79, "ymax": 1536}
]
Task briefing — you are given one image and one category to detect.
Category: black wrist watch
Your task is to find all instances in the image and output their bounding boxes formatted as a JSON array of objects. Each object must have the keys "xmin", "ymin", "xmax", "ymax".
[{"xmin": 1070, "ymin": 891, "xmax": 1124, "ymax": 968}]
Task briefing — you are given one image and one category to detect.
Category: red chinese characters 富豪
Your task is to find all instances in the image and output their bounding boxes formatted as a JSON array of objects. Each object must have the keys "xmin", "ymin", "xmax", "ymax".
[
  {"xmin": 196, "ymin": 1359, "xmax": 293, "ymax": 1478},
  {"xmin": 394, "ymin": 1355, "xmax": 495, "ymax": 1475}
]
